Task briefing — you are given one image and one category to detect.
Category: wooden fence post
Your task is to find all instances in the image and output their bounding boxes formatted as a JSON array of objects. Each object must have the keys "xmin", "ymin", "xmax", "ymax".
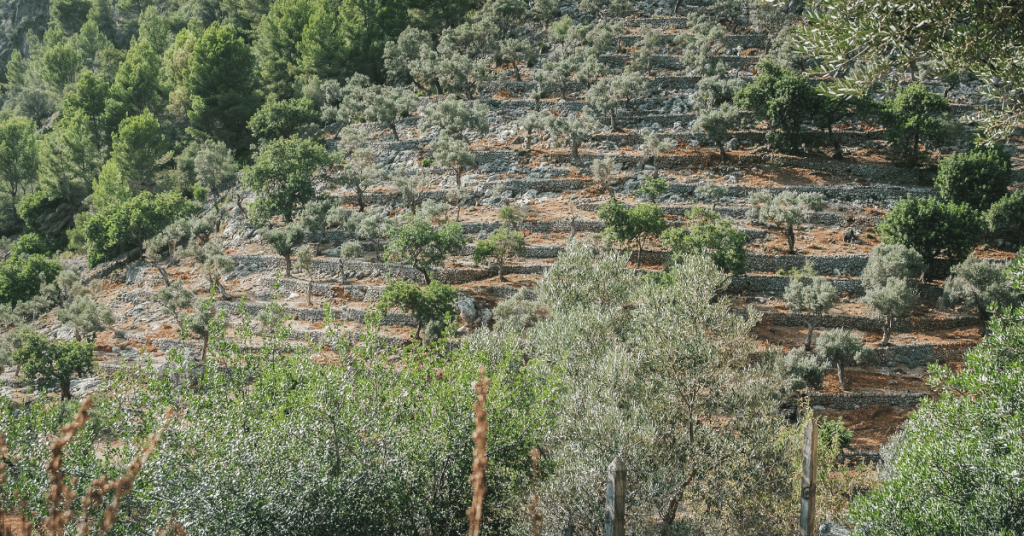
[
  {"xmin": 605, "ymin": 456, "xmax": 626, "ymax": 536},
  {"xmin": 800, "ymin": 417, "xmax": 819, "ymax": 536}
]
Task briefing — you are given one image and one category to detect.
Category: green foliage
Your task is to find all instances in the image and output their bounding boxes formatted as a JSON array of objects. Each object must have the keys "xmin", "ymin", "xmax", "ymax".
[
  {"xmin": 497, "ymin": 205, "xmax": 523, "ymax": 229},
  {"xmin": 863, "ymin": 278, "xmax": 919, "ymax": 346},
  {"xmin": 497, "ymin": 244, "xmax": 794, "ymax": 534},
  {"xmin": 940, "ymin": 254, "xmax": 1019, "ymax": 327},
  {"xmin": 935, "ymin": 144, "xmax": 1013, "ymax": 210},
  {"xmin": 544, "ymin": 109, "xmax": 601, "ymax": 164},
  {"xmin": 597, "ymin": 198, "xmax": 667, "ymax": 266},
  {"xmin": 850, "ymin": 268, "xmax": 1024, "ymax": 532},
  {"xmin": 878, "ymin": 83, "xmax": 955, "ymax": 167},
  {"xmin": 779, "ymin": 347, "xmax": 828, "ymax": 391},
  {"xmin": 386, "ymin": 219, "xmax": 466, "ymax": 285},
  {"xmin": 7, "ymin": 327, "xmax": 94, "ymax": 399},
  {"xmin": 378, "ymin": 278, "xmax": 458, "ymax": 339},
  {"xmin": 74, "ymin": 191, "xmax": 198, "ymax": 267},
  {"xmin": 187, "ymin": 21, "xmax": 258, "ymax": 152},
  {"xmin": 746, "ymin": 190, "xmax": 824, "ymax": 254},
  {"xmin": 0, "ymin": 254, "xmax": 61, "ymax": 307},
  {"xmin": 56, "ymin": 295, "xmax": 114, "ymax": 341},
  {"xmin": 662, "ymin": 207, "xmax": 747, "ymax": 274},
  {"xmin": 877, "ymin": 195, "xmax": 983, "ymax": 268},
  {"xmin": 590, "ymin": 155, "xmax": 616, "ymax": 196},
  {"xmin": 110, "ymin": 110, "xmax": 164, "ymax": 192},
  {"xmin": 104, "ymin": 37, "xmax": 164, "ymax": 137},
  {"xmin": 263, "ymin": 222, "xmax": 305, "ymax": 277},
  {"xmin": 862, "ymin": 243, "xmax": 927, "ymax": 289},
  {"xmin": 692, "ymin": 102, "xmax": 740, "ymax": 159},
  {"xmin": 472, "ymin": 226, "xmax": 526, "ymax": 282},
  {"xmin": 637, "ymin": 174, "xmax": 667, "ymax": 203},
  {"xmin": 248, "ymin": 97, "xmax": 319, "ymax": 142},
  {"xmin": 339, "ymin": 84, "xmax": 418, "ymax": 140},
  {"xmin": 735, "ymin": 61, "xmax": 821, "ymax": 153},
  {"xmin": 417, "ymin": 96, "xmax": 489, "ymax": 140},
  {"xmin": 243, "ymin": 137, "xmax": 330, "ymax": 224},
  {"xmin": 675, "ymin": 16, "xmax": 727, "ymax": 77},
  {"xmin": 814, "ymin": 328, "xmax": 871, "ymax": 390},
  {"xmin": 430, "ymin": 133, "xmax": 476, "ymax": 188},
  {"xmin": 0, "ymin": 116, "xmax": 40, "ymax": 200},
  {"xmin": 986, "ymin": 188, "xmax": 1024, "ymax": 243},
  {"xmin": 784, "ymin": 270, "xmax": 838, "ymax": 349}
]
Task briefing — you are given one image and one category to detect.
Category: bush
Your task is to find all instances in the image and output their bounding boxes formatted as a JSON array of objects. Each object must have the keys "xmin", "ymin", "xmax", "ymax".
[
  {"xmin": 735, "ymin": 60, "xmax": 821, "ymax": 153},
  {"xmin": 7, "ymin": 327, "xmax": 94, "ymax": 400},
  {"xmin": 877, "ymin": 195, "xmax": 982, "ymax": 270},
  {"xmin": 662, "ymin": 207, "xmax": 747, "ymax": 274},
  {"xmin": 878, "ymin": 83, "xmax": 956, "ymax": 167},
  {"xmin": 986, "ymin": 188, "xmax": 1024, "ymax": 243},
  {"xmin": 73, "ymin": 191, "xmax": 198, "ymax": 267},
  {"xmin": 377, "ymin": 279, "xmax": 459, "ymax": 340},
  {"xmin": 247, "ymin": 97, "xmax": 319, "ymax": 142},
  {"xmin": 597, "ymin": 199, "xmax": 667, "ymax": 267},
  {"xmin": 0, "ymin": 254, "xmax": 61, "ymax": 307},
  {"xmin": 935, "ymin": 144, "xmax": 1012, "ymax": 210}
]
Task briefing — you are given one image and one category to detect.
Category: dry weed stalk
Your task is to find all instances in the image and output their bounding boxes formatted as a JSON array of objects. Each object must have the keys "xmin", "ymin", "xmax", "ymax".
[
  {"xmin": 78, "ymin": 408, "xmax": 175, "ymax": 535},
  {"xmin": 529, "ymin": 449, "xmax": 541, "ymax": 536},
  {"xmin": 155, "ymin": 516, "xmax": 186, "ymax": 536},
  {"xmin": 466, "ymin": 366, "xmax": 490, "ymax": 536},
  {"xmin": 43, "ymin": 396, "xmax": 93, "ymax": 535}
]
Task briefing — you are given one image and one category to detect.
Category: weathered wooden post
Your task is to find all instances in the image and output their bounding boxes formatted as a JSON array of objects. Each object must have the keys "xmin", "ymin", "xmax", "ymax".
[
  {"xmin": 605, "ymin": 456, "xmax": 626, "ymax": 536},
  {"xmin": 800, "ymin": 417, "xmax": 819, "ymax": 536}
]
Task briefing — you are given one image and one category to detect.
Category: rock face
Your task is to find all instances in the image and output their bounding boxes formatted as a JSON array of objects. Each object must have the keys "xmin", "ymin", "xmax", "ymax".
[{"xmin": 0, "ymin": 0, "xmax": 50, "ymax": 79}]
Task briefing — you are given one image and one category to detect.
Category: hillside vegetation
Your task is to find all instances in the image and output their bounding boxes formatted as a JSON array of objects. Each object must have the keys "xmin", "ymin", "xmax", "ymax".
[{"xmin": 1, "ymin": 0, "xmax": 1023, "ymax": 534}]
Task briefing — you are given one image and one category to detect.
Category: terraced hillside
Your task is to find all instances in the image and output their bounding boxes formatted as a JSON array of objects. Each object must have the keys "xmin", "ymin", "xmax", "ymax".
[{"xmin": 3, "ymin": 2, "xmax": 1021, "ymax": 464}]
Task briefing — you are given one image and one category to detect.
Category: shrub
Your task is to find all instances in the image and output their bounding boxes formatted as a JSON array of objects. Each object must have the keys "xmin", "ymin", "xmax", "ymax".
[
  {"xmin": 779, "ymin": 347, "xmax": 829, "ymax": 390},
  {"xmin": 735, "ymin": 61, "xmax": 821, "ymax": 153},
  {"xmin": 378, "ymin": 279, "xmax": 459, "ymax": 340},
  {"xmin": 73, "ymin": 190, "xmax": 198, "ymax": 267},
  {"xmin": 877, "ymin": 195, "xmax": 982, "ymax": 271},
  {"xmin": 0, "ymin": 254, "xmax": 61, "ymax": 306},
  {"xmin": 7, "ymin": 327, "xmax": 94, "ymax": 399},
  {"xmin": 247, "ymin": 97, "xmax": 319, "ymax": 142},
  {"xmin": 878, "ymin": 83, "xmax": 955, "ymax": 167},
  {"xmin": 597, "ymin": 199, "xmax": 668, "ymax": 267},
  {"xmin": 934, "ymin": 144, "xmax": 1012, "ymax": 210},
  {"xmin": 662, "ymin": 207, "xmax": 747, "ymax": 274},
  {"xmin": 940, "ymin": 254, "xmax": 1019, "ymax": 332},
  {"xmin": 473, "ymin": 226, "xmax": 526, "ymax": 282},
  {"xmin": 986, "ymin": 188, "xmax": 1024, "ymax": 243},
  {"xmin": 386, "ymin": 219, "xmax": 466, "ymax": 285}
]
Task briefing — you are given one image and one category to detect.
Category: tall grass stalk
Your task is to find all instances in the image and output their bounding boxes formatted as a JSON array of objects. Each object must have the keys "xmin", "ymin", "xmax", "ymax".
[{"xmin": 466, "ymin": 366, "xmax": 490, "ymax": 536}]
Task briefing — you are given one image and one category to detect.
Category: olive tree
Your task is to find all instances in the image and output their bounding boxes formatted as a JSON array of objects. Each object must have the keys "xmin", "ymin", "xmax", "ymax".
[
  {"xmin": 156, "ymin": 279, "xmax": 194, "ymax": 330},
  {"xmin": 377, "ymin": 279, "xmax": 458, "ymax": 340},
  {"xmin": 784, "ymin": 268, "xmax": 839, "ymax": 350},
  {"xmin": 347, "ymin": 209, "xmax": 391, "ymax": 262},
  {"xmin": 431, "ymin": 133, "xmax": 476, "ymax": 188},
  {"xmin": 386, "ymin": 219, "xmax": 466, "ymax": 285},
  {"xmin": 337, "ymin": 240, "xmax": 364, "ymax": 284},
  {"xmin": 177, "ymin": 238, "xmax": 236, "ymax": 300},
  {"xmin": 295, "ymin": 244, "xmax": 315, "ymax": 306},
  {"xmin": 591, "ymin": 156, "xmax": 616, "ymax": 197},
  {"xmin": 597, "ymin": 198, "xmax": 668, "ymax": 267},
  {"xmin": 641, "ymin": 129, "xmax": 672, "ymax": 178},
  {"xmin": 56, "ymin": 295, "xmax": 115, "ymax": 342},
  {"xmin": 418, "ymin": 97, "xmax": 490, "ymax": 140},
  {"xmin": 815, "ymin": 328, "xmax": 872, "ymax": 391},
  {"xmin": 343, "ymin": 84, "xmax": 418, "ymax": 140},
  {"xmin": 692, "ymin": 103, "xmax": 741, "ymax": 161},
  {"xmin": 477, "ymin": 244, "xmax": 795, "ymax": 535},
  {"xmin": 695, "ymin": 183, "xmax": 728, "ymax": 209},
  {"xmin": 877, "ymin": 196, "xmax": 983, "ymax": 271},
  {"xmin": 516, "ymin": 111, "xmax": 549, "ymax": 152},
  {"xmin": 341, "ymin": 148, "xmax": 383, "ymax": 212},
  {"xmin": 473, "ymin": 226, "xmax": 526, "ymax": 282},
  {"xmin": 242, "ymin": 137, "xmax": 331, "ymax": 224},
  {"xmin": 8, "ymin": 328, "xmax": 94, "ymax": 400},
  {"xmin": 941, "ymin": 254, "xmax": 1019, "ymax": 333},
  {"xmin": 662, "ymin": 207, "xmax": 747, "ymax": 274},
  {"xmin": 544, "ymin": 110, "xmax": 601, "ymax": 165},
  {"xmin": 264, "ymin": 223, "xmax": 306, "ymax": 278},
  {"xmin": 746, "ymin": 190, "xmax": 825, "ymax": 254},
  {"xmin": 861, "ymin": 244, "xmax": 925, "ymax": 345}
]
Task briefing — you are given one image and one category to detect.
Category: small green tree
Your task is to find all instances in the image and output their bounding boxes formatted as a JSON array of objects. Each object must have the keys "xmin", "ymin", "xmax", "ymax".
[
  {"xmin": 497, "ymin": 205, "xmax": 524, "ymax": 231},
  {"xmin": 264, "ymin": 223, "xmax": 306, "ymax": 278},
  {"xmin": 431, "ymin": 133, "xmax": 476, "ymax": 188},
  {"xmin": 9, "ymin": 328, "xmax": 94, "ymax": 400},
  {"xmin": 878, "ymin": 83, "xmax": 955, "ymax": 167},
  {"xmin": 779, "ymin": 347, "xmax": 829, "ymax": 391},
  {"xmin": 597, "ymin": 199, "xmax": 668, "ymax": 267},
  {"xmin": 695, "ymin": 183, "xmax": 728, "ymax": 209},
  {"xmin": 735, "ymin": 61, "xmax": 822, "ymax": 153},
  {"xmin": 393, "ymin": 172, "xmax": 431, "ymax": 215},
  {"xmin": 295, "ymin": 244, "xmax": 315, "ymax": 306},
  {"xmin": 247, "ymin": 97, "xmax": 320, "ymax": 142},
  {"xmin": 337, "ymin": 240, "xmax": 363, "ymax": 284},
  {"xmin": 0, "ymin": 116, "xmax": 40, "ymax": 201},
  {"xmin": 815, "ymin": 328, "xmax": 872, "ymax": 391},
  {"xmin": 417, "ymin": 96, "xmax": 490, "ymax": 140},
  {"xmin": 340, "ymin": 148, "xmax": 382, "ymax": 212},
  {"xmin": 662, "ymin": 207, "xmax": 747, "ymax": 274},
  {"xmin": 641, "ymin": 130, "xmax": 672, "ymax": 179},
  {"xmin": 545, "ymin": 109, "xmax": 601, "ymax": 165},
  {"xmin": 746, "ymin": 190, "xmax": 825, "ymax": 254},
  {"xmin": 377, "ymin": 279, "xmax": 458, "ymax": 340},
  {"xmin": 591, "ymin": 156, "xmax": 616, "ymax": 197},
  {"xmin": 386, "ymin": 219, "xmax": 466, "ymax": 285},
  {"xmin": 156, "ymin": 279, "xmax": 194, "ymax": 330},
  {"xmin": 877, "ymin": 196, "xmax": 983, "ymax": 271},
  {"xmin": 343, "ymin": 85, "xmax": 418, "ymax": 140},
  {"xmin": 784, "ymin": 268, "xmax": 839, "ymax": 350},
  {"xmin": 637, "ymin": 175, "xmax": 667, "ymax": 203},
  {"xmin": 862, "ymin": 243, "xmax": 926, "ymax": 345},
  {"xmin": 177, "ymin": 238, "xmax": 236, "ymax": 300},
  {"xmin": 864, "ymin": 278, "xmax": 919, "ymax": 346},
  {"xmin": 348, "ymin": 209, "xmax": 391, "ymax": 262},
  {"xmin": 243, "ymin": 137, "xmax": 330, "ymax": 224},
  {"xmin": 986, "ymin": 188, "xmax": 1024, "ymax": 243},
  {"xmin": 692, "ymin": 103, "xmax": 741, "ymax": 161},
  {"xmin": 674, "ymin": 17, "xmax": 727, "ymax": 77},
  {"xmin": 56, "ymin": 295, "xmax": 114, "ymax": 342},
  {"xmin": 516, "ymin": 111, "xmax": 548, "ymax": 152},
  {"xmin": 0, "ymin": 254, "xmax": 62, "ymax": 307},
  {"xmin": 941, "ymin": 254, "xmax": 1019, "ymax": 332},
  {"xmin": 934, "ymin": 144, "xmax": 1013, "ymax": 210},
  {"xmin": 473, "ymin": 226, "xmax": 526, "ymax": 282},
  {"xmin": 298, "ymin": 199, "xmax": 332, "ymax": 254}
]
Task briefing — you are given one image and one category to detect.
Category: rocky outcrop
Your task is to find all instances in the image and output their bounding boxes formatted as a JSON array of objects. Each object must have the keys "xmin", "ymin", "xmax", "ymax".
[{"xmin": 0, "ymin": 0, "xmax": 49, "ymax": 79}]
